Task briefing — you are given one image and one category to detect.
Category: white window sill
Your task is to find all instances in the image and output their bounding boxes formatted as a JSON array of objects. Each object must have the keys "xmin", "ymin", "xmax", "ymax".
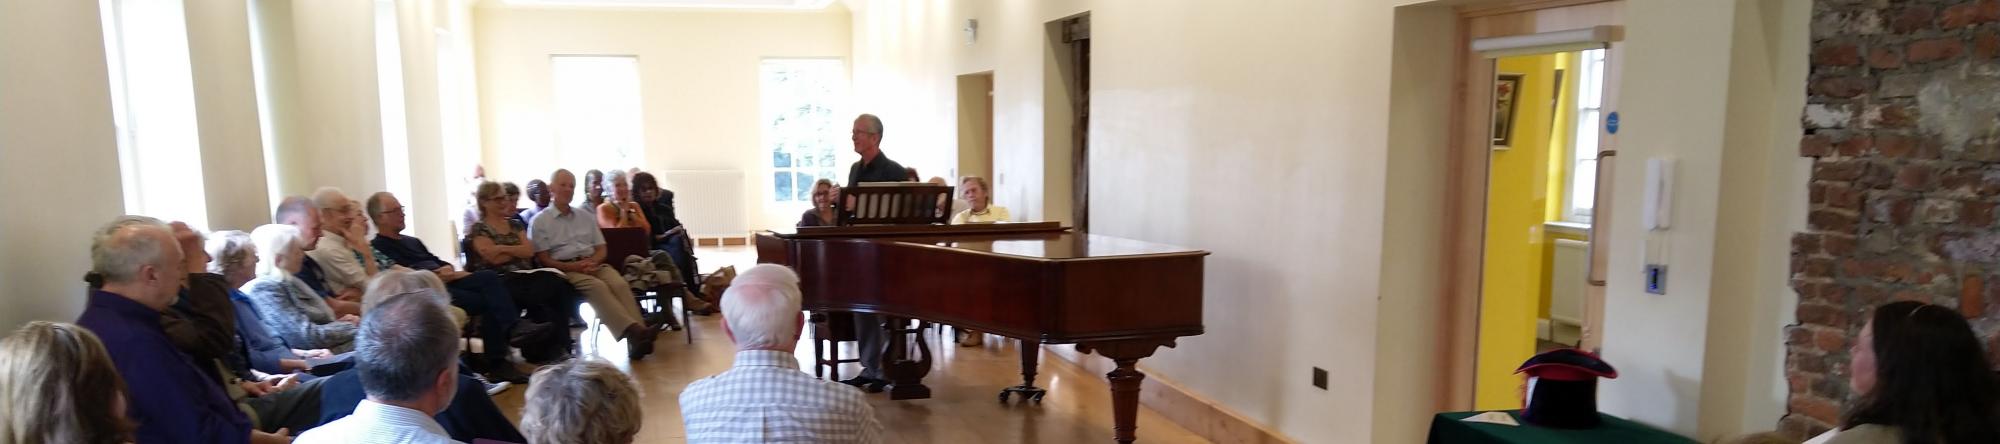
[{"xmin": 1545, "ymin": 221, "xmax": 1592, "ymax": 237}]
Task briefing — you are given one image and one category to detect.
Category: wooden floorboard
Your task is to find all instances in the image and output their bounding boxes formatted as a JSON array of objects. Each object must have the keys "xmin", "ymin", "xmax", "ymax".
[{"xmin": 490, "ymin": 245, "xmax": 1209, "ymax": 443}]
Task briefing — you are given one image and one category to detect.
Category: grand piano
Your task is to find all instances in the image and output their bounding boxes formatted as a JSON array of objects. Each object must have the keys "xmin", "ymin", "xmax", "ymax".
[{"xmin": 756, "ymin": 218, "xmax": 1208, "ymax": 444}]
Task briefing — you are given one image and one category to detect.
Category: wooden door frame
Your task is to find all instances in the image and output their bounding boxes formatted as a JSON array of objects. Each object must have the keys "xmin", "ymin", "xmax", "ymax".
[{"xmin": 1442, "ymin": 0, "xmax": 1624, "ymax": 410}]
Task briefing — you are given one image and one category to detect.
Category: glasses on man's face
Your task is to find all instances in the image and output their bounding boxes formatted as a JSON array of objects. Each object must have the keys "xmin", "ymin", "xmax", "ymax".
[{"xmin": 384, "ymin": 206, "xmax": 405, "ymax": 215}]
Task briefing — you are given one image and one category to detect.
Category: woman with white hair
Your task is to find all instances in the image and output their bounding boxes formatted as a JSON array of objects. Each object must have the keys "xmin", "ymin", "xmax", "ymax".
[
  {"xmin": 949, "ymin": 175, "xmax": 1009, "ymax": 347},
  {"xmin": 208, "ymin": 230, "xmax": 331, "ymax": 377},
  {"xmin": 242, "ymin": 224, "xmax": 359, "ymax": 353},
  {"xmin": 520, "ymin": 359, "xmax": 644, "ymax": 444},
  {"xmin": 595, "ymin": 169, "xmax": 651, "ymax": 232}
]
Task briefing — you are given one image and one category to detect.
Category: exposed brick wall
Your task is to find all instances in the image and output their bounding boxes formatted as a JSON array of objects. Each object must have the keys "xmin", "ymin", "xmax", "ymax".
[{"xmin": 1789, "ymin": 0, "xmax": 2000, "ymax": 438}]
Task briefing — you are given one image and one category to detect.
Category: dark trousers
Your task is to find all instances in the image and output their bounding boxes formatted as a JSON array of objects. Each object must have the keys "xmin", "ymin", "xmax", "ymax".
[
  {"xmin": 497, "ymin": 270, "xmax": 580, "ymax": 325},
  {"xmin": 657, "ymin": 232, "xmax": 701, "ymax": 294},
  {"xmin": 247, "ymin": 376, "xmax": 328, "ymax": 434},
  {"xmin": 446, "ymin": 270, "xmax": 518, "ymax": 365}
]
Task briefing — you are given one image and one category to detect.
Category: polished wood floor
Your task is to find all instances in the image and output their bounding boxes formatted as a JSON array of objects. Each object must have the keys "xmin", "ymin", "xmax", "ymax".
[{"xmin": 490, "ymin": 245, "xmax": 1208, "ymax": 444}]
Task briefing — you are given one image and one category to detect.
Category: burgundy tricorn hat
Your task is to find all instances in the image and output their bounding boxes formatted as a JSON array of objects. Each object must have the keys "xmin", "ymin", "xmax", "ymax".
[{"xmin": 1515, "ymin": 348, "xmax": 1617, "ymax": 429}]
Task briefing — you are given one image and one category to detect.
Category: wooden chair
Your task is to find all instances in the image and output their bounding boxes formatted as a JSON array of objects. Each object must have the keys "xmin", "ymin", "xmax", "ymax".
[
  {"xmin": 602, "ymin": 227, "xmax": 695, "ymax": 344},
  {"xmin": 840, "ymin": 182, "xmax": 954, "ymax": 226},
  {"xmin": 811, "ymin": 312, "xmax": 860, "ymax": 380}
]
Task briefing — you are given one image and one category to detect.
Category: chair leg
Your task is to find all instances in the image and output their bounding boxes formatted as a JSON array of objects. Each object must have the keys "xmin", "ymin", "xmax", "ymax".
[
  {"xmin": 813, "ymin": 338, "xmax": 826, "ymax": 380},
  {"xmin": 681, "ymin": 293, "xmax": 695, "ymax": 344}
]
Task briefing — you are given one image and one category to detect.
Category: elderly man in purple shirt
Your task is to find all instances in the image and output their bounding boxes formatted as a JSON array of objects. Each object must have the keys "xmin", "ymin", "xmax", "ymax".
[{"xmin": 75, "ymin": 216, "xmax": 292, "ymax": 444}]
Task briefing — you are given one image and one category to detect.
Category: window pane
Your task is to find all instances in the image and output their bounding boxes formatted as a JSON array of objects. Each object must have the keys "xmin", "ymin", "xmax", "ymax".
[
  {"xmin": 101, "ymin": 0, "xmax": 209, "ymax": 230},
  {"xmin": 761, "ymin": 58, "xmax": 846, "ymax": 203},
  {"xmin": 552, "ymin": 56, "xmax": 644, "ymax": 172},
  {"xmin": 773, "ymin": 171, "xmax": 794, "ymax": 202},
  {"xmin": 1573, "ymin": 158, "xmax": 1598, "ymax": 216}
]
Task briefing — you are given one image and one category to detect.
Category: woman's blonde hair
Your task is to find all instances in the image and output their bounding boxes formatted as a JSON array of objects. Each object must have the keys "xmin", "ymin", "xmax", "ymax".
[
  {"xmin": 960, "ymin": 176, "xmax": 993, "ymax": 206},
  {"xmin": 472, "ymin": 181, "xmax": 505, "ymax": 219},
  {"xmin": 521, "ymin": 359, "xmax": 644, "ymax": 444},
  {"xmin": 0, "ymin": 321, "xmax": 135, "ymax": 444}
]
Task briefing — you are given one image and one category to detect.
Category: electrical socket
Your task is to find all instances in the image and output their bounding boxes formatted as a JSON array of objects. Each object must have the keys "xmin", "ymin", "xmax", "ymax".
[{"xmin": 1312, "ymin": 367, "xmax": 1328, "ymax": 390}]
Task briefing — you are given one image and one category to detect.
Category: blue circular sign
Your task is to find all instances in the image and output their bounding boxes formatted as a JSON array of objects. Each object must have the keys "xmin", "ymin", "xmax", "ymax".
[{"xmin": 1606, "ymin": 112, "xmax": 1621, "ymax": 135}]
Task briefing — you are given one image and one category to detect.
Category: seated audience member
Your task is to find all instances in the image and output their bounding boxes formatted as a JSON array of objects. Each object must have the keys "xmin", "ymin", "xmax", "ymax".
[
  {"xmin": 245, "ymin": 224, "xmax": 359, "ymax": 353},
  {"xmin": 367, "ymin": 192, "xmax": 532, "ymax": 384},
  {"xmin": 949, "ymin": 176, "xmax": 1010, "ymax": 225},
  {"xmin": 519, "ymin": 179, "xmax": 553, "ymax": 224},
  {"xmin": 310, "ymin": 284, "xmax": 527, "ymax": 444},
  {"xmin": 296, "ymin": 294, "xmax": 464, "ymax": 444},
  {"xmin": 949, "ymin": 175, "xmax": 1009, "ymax": 347},
  {"xmin": 276, "ymin": 196, "xmax": 363, "ymax": 317},
  {"xmin": 305, "ymin": 188, "xmax": 381, "ymax": 296},
  {"xmin": 1807, "ymin": 301, "xmax": 2000, "ymax": 444},
  {"xmin": 596, "ymin": 169, "xmax": 650, "ymax": 232},
  {"xmin": 632, "ymin": 172, "xmax": 705, "ymax": 304},
  {"xmin": 0, "ymin": 321, "xmax": 137, "ymax": 444},
  {"xmin": 530, "ymin": 171, "xmax": 658, "ymax": 359},
  {"xmin": 927, "ymin": 176, "xmax": 969, "ymax": 217},
  {"xmin": 799, "ymin": 178, "xmax": 839, "ymax": 228},
  {"xmin": 680, "ymin": 264, "xmax": 884, "ymax": 443},
  {"xmin": 157, "ymin": 221, "xmax": 246, "ymax": 383},
  {"xmin": 208, "ymin": 230, "xmax": 329, "ymax": 378},
  {"xmin": 502, "ymin": 182, "xmax": 527, "ymax": 226},
  {"xmin": 583, "ymin": 169, "xmax": 607, "ymax": 213},
  {"xmin": 463, "ymin": 182, "xmax": 584, "ymax": 330},
  {"xmin": 519, "ymin": 359, "xmax": 644, "ymax": 444},
  {"xmin": 75, "ymin": 216, "xmax": 290, "ymax": 444}
]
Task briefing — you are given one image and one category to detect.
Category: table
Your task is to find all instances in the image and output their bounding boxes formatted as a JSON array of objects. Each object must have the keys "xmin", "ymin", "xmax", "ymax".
[{"xmin": 1427, "ymin": 410, "xmax": 1697, "ymax": 444}]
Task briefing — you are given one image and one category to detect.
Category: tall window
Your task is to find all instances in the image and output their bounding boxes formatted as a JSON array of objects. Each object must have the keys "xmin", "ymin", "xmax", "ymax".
[
  {"xmin": 1564, "ymin": 48, "xmax": 1607, "ymax": 223},
  {"xmin": 760, "ymin": 59, "xmax": 845, "ymax": 203},
  {"xmin": 100, "ymin": 0, "xmax": 209, "ymax": 230},
  {"xmin": 551, "ymin": 56, "xmax": 644, "ymax": 173}
]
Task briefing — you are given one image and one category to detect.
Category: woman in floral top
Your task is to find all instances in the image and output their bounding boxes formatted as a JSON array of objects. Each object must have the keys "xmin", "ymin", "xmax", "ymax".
[{"xmin": 465, "ymin": 181, "xmax": 580, "ymax": 326}]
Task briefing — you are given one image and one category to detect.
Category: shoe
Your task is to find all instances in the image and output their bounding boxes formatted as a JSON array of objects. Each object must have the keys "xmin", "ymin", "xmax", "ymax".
[
  {"xmin": 645, "ymin": 311, "xmax": 682, "ymax": 331},
  {"xmin": 624, "ymin": 325, "xmax": 657, "ymax": 359},
  {"xmin": 484, "ymin": 362, "xmax": 531, "ymax": 384},
  {"xmin": 839, "ymin": 376, "xmax": 886, "ymax": 393},
  {"xmin": 474, "ymin": 374, "xmax": 512, "ymax": 396}
]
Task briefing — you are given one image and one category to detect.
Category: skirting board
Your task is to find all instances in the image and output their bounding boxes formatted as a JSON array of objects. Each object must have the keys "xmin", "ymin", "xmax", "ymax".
[{"xmin": 1045, "ymin": 346, "xmax": 1297, "ymax": 444}]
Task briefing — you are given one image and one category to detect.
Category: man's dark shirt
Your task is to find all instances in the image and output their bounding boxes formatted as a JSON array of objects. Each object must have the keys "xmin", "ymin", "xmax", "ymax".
[
  {"xmin": 847, "ymin": 152, "xmax": 908, "ymax": 188},
  {"xmin": 77, "ymin": 290, "xmax": 252, "ymax": 444},
  {"xmin": 371, "ymin": 234, "xmax": 447, "ymax": 271},
  {"xmin": 296, "ymin": 255, "xmax": 336, "ymax": 297}
]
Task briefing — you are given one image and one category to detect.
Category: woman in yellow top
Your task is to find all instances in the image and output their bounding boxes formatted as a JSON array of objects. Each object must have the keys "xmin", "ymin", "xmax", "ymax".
[
  {"xmin": 596, "ymin": 169, "xmax": 652, "ymax": 233},
  {"xmin": 949, "ymin": 176, "xmax": 1009, "ymax": 225},
  {"xmin": 950, "ymin": 175, "xmax": 1008, "ymax": 347}
]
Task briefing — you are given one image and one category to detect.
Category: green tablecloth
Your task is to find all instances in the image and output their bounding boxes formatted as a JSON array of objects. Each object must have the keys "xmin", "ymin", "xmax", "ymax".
[{"xmin": 1427, "ymin": 410, "xmax": 1697, "ymax": 444}]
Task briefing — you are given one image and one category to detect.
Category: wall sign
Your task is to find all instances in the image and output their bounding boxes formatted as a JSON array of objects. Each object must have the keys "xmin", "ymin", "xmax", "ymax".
[{"xmin": 1606, "ymin": 111, "xmax": 1620, "ymax": 135}]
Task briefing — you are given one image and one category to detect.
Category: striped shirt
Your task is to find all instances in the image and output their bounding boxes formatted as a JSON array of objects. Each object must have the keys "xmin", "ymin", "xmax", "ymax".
[{"xmin": 681, "ymin": 350, "xmax": 885, "ymax": 444}]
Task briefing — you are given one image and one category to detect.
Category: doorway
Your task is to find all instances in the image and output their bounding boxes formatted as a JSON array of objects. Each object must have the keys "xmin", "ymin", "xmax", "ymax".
[
  {"xmin": 956, "ymin": 72, "xmax": 994, "ymax": 184},
  {"xmin": 1449, "ymin": 1, "xmax": 1625, "ymax": 411}
]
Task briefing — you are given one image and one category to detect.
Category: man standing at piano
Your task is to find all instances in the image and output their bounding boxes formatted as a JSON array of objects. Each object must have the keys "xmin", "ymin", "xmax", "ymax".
[{"xmin": 841, "ymin": 113, "xmax": 907, "ymax": 392}]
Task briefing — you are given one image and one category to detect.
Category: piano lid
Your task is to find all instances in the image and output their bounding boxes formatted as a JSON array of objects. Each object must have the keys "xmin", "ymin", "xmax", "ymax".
[{"xmin": 766, "ymin": 222, "xmax": 1207, "ymax": 261}]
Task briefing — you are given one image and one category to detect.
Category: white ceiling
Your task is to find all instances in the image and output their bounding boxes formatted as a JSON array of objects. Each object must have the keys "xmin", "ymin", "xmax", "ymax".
[{"xmin": 496, "ymin": 0, "xmax": 836, "ymax": 10}]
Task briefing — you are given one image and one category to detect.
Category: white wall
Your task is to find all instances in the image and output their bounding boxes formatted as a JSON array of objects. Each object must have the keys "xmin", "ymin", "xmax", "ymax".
[
  {"xmin": 186, "ymin": 0, "xmax": 273, "ymax": 231},
  {"xmin": 474, "ymin": 5, "xmax": 851, "ymax": 230},
  {"xmin": 0, "ymin": 0, "xmax": 126, "ymax": 330}
]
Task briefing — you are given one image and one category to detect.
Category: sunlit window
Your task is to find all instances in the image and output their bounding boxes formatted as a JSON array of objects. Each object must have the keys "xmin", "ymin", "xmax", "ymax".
[
  {"xmin": 760, "ymin": 58, "xmax": 845, "ymax": 203},
  {"xmin": 551, "ymin": 55, "xmax": 645, "ymax": 173},
  {"xmin": 1564, "ymin": 48, "xmax": 1607, "ymax": 223},
  {"xmin": 100, "ymin": 0, "xmax": 210, "ymax": 230}
]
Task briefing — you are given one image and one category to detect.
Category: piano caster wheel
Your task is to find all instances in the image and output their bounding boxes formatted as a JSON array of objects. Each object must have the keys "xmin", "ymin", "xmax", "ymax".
[
  {"xmin": 1030, "ymin": 392, "xmax": 1046, "ymax": 403},
  {"xmin": 999, "ymin": 392, "xmax": 1011, "ymax": 403},
  {"xmin": 1000, "ymin": 385, "xmax": 1046, "ymax": 404}
]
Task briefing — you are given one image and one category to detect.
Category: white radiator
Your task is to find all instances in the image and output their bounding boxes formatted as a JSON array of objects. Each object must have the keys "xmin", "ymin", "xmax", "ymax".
[
  {"xmin": 1551, "ymin": 239, "xmax": 1589, "ymax": 328},
  {"xmin": 659, "ymin": 170, "xmax": 746, "ymax": 240}
]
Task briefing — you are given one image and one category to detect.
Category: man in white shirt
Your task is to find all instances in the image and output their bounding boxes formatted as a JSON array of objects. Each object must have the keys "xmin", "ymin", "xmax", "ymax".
[
  {"xmin": 304, "ymin": 187, "xmax": 381, "ymax": 295},
  {"xmin": 680, "ymin": 264, "xmax": 884, "ymax": 443},
  {"xmin": 297, "ymin": 291, "xmax": 464, "ymax": 444},
  {"xmin": 529, "ymin": 169, "xmax": 656, "ymax": 359}
]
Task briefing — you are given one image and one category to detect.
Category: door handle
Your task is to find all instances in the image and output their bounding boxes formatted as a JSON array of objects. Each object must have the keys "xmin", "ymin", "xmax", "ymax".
[{"xmin": 1586, "ymin": 150, "xmax": 1616, "ymax": 286}]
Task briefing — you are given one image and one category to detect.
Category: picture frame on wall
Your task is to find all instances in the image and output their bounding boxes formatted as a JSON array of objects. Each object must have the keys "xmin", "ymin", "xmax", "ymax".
[{"xmin": 1492, "ymin": 73, "xmax": 1524, "ymax": 150}]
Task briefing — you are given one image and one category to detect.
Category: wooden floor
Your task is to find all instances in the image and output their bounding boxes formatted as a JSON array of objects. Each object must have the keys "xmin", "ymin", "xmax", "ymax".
[{"xmin": 491, "ymin": 245, "xmax": 1209, "ymax": 444}]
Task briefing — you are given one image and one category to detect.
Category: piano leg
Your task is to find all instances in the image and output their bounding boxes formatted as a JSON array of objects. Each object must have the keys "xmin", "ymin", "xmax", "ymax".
[
  {"xmin": 1000, "ymin": 343, "xmax": 1047, "ymax": 403},
  {"xmin": 882, "ymin": 317, "xmax": 934, "ymax": 400},
  {"xmin": 1077, "ymin": 338, "xmax": 1178, "ymax": 444}
]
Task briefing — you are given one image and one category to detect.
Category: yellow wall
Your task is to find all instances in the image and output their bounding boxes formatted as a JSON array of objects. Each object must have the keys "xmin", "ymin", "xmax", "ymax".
[{"xmin": 1475, "ymin": 53, "xmax": 1562, "ymax": 410}]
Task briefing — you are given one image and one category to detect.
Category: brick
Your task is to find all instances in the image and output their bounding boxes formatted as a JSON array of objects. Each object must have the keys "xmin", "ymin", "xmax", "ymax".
[
  {"xmin": 1868, "ymin": 195, "xmax": 1915, "ymax": 224},
  {"xmin": 1909, "ymin": 38, "xmax": 1965, "ymax": 63},
  {"xmin": 1824, "ymin": 234, "xmax": 1858, "ymax": 256},
  {"xmin": 1801, "ymin": 134, "xmax": 1835, "ymax": 157},
  {"xmin": 1869, "ymin": 104, "xmax": 1917, "ymax": 128},
  {"xmin": 1812, "ymin": 75, "xmax": 1874, "ymax": 98},
  {"xmin": 1891, "ymin": 6, "xmax": 1937, "ymax": 33},
  {"xmin": 1842, "ymin": 258, "xmax": 1888, "ymax": 279},
  {"xmin": 1980, "ymin": 31, "xmax": 2000, "ymax": 59},
  {"xmin": 1815, "ymin": 159, "xmax": 1869, "ymax": 181},
  {"xmin": 1814, "ymin": 41, "xmax": 1864, "ymax": 66},
  {"xmin": 1836, "ymin": 135, "xmax": 1875, "ymax": 157},
  {"xmin": 1812, "ymin": 209, "xmax": 1861, "ymax": 233},
  {"xmin": 1800, "ymin": 257, "xmax": 1839, "ymax": 280},
  {"xmin": 1984, "ymin": 0, "xmax": 2000, "ymax": 23},
  {"xmin": 1786, "ymin": 325, "xmax": 1816, "ymax": 346},
  {"xmin": 1966, "ymin": 275, "xmax": 1988, "ymax": 317},
  {"xmin": 1798, "ymin": 303, "xmax": 1848, "ymax": 327},
  {"xmin": 1896, "ymin": 163, "xmax": 1936, "ymax": 189},
  {"xmin": 1794, "ymin": 232, "xmax": 1824, "ymax": 255},
  {"xmin": 1876, "ymin": 133, "xmax": 1919, "ymax": 158},
  {"xmin": 1963, "ymin": 201, "xmax": 1997, "ymax": 228},
  {"xmin": 1871, "ymin": 45, "xmax": 1906, "ymax": 69},
  {"xmin": 1879, "ymin": 73, "xmax": 1925, "ymax": 97},
  {"xmin": 1943, "ymin": 2, "xmax": 1996, "ymax": 28},
  {"xmin": 1828, "ymin": 182, "xmax": 1865, "ymax": 210}
]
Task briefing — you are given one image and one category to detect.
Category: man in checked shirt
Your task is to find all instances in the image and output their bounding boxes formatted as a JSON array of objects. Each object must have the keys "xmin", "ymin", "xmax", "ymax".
[{"xmin": 678, "ymin": 264, "xmax": 884, "ymax": 443}]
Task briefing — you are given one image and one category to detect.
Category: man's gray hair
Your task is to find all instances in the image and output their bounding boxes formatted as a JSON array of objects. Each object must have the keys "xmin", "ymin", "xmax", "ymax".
[
  {"xmin": 856, "ymin": 113, "xmax": 884, "ymax": 137},
  {"xmin": 273, "ymin": 196, "xmax": 315, "ymax": 225},
  {"xmin": 364, "ymin": 191, "xmax": 396, "ymax": 222},
  {"xmin": 203, "ymin": 230, "xmax": 255, "ymax": 275},
  {"xmin": 363, "ymin": 269, "xmax": 448, "ymax": 314},
  {"xmin": 718, "ymin": 264, "xmax": 804, "ymax": 350},
  {"xmin": 310, "ymin": 187, "xmax": 349, "ymax": 214},
  {"xmin": 89, "ymin": 216, "xmax": 172, "ymax": 284},
  {"xmin": 520, "ymin": 359, "xmax": 644, "ymax": 444},
  {"xmin": 356, "ymin": 291, "xmax": 459, "ymax": 403}
]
